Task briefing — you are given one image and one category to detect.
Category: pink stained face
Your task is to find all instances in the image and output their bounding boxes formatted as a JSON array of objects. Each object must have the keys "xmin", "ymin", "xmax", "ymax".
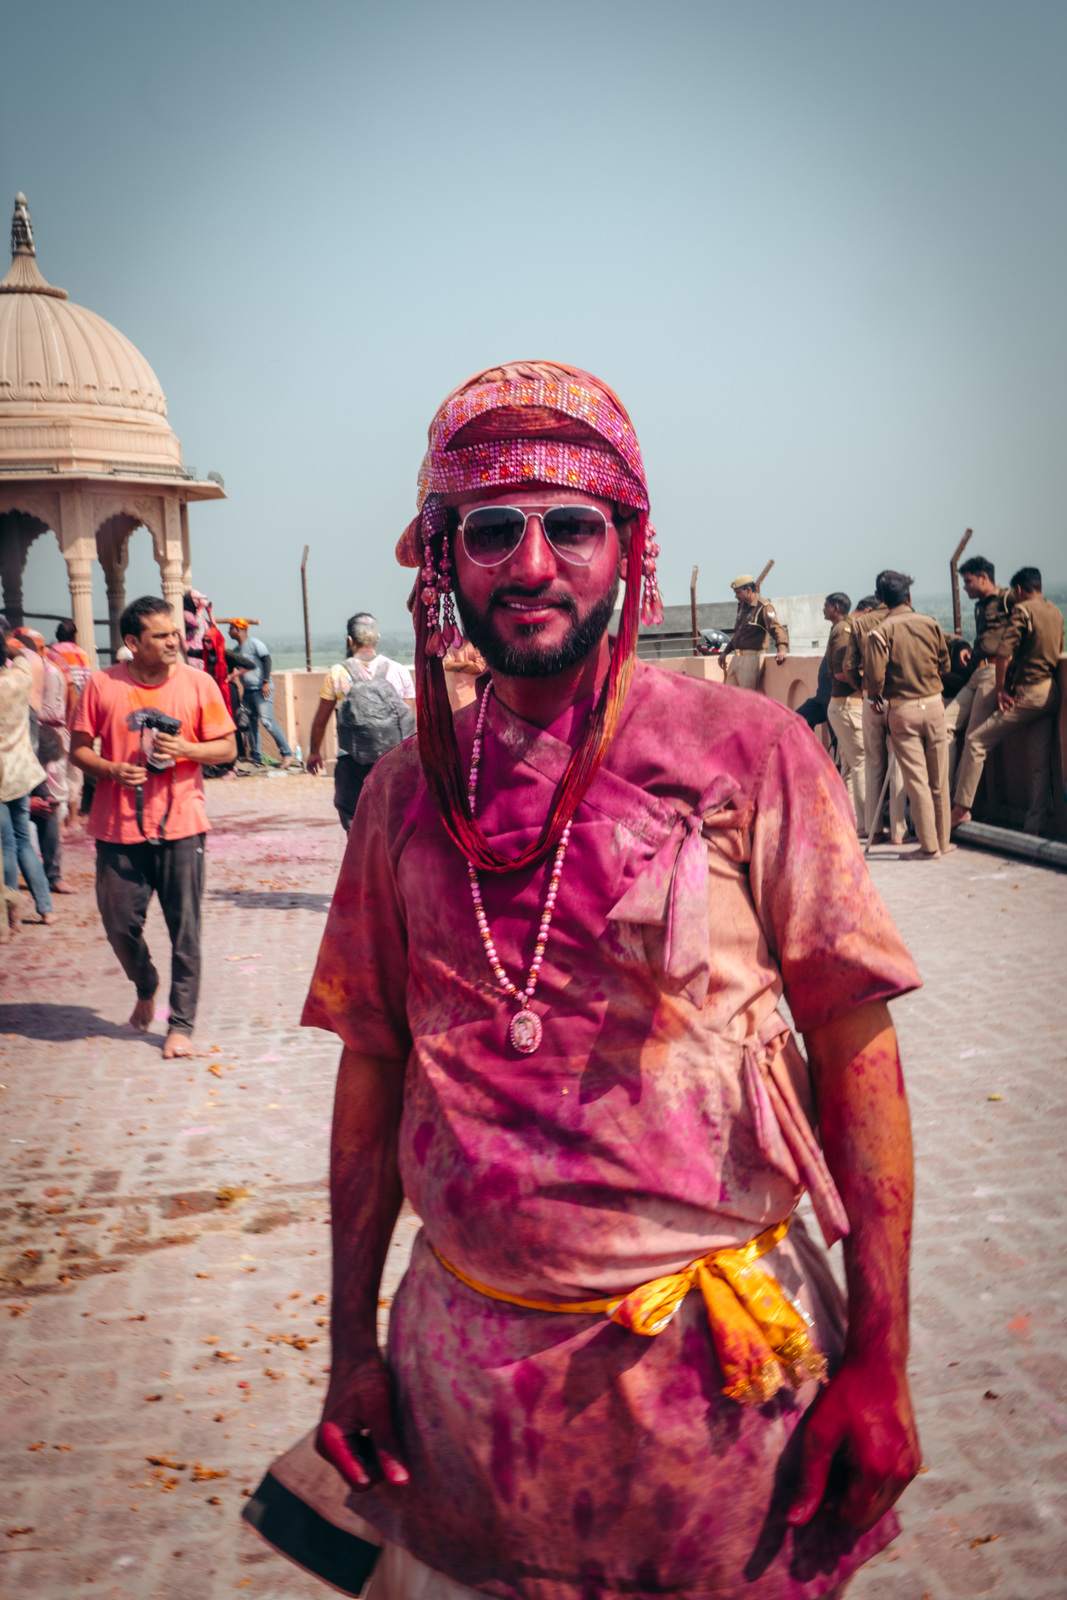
[{"xmin": 450, "ymin": 487, "xmax": 624, "ymax": 666}]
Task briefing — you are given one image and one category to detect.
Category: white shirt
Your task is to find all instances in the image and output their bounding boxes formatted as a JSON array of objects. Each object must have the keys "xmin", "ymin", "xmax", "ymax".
[{"xmin": 320, "ymin": 654, "xmax": 415, "ymax": 706}]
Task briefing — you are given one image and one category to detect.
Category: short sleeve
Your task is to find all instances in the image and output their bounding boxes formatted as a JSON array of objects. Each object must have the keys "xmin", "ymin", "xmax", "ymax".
[
  {"xmin": 196, "ymin": 676, "xmax": 236, "ymax": 740},
  {"xmin": 397, "ymin": 663, "xmax": 415, "ymax": 698},
  {"xmin": 747, "ymin": 719, "xmax": 920, "ymax": 1033},
  {"xmin": 997, "ymin": 605, "xmax": 1027, "ymax": 659},
  {"xmin": 320, "ymin": 664, "xmax": 349, "ymax": 702},
  {"xmin": 301, "ymin": 772, "xmax": 412, "ymax": 1060}
]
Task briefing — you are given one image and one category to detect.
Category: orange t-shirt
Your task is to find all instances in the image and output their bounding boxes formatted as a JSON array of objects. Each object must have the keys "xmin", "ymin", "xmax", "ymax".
[{"xmin": 73, "ymin": 663, "xmax": 236, "ymax": 844}]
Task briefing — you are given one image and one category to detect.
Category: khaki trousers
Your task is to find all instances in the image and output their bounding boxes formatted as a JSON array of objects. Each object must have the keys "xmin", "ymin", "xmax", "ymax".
[
  {"xmin": 862, "ymin": 699, "xmax": 907, "ymax": 840},
  {"xmin": 827, "ymin": 697, "xmax": 866, "ymax": 828},
  {"xmin": 725, "ymin": 652, "xmax": 764, "ymax": 691},
  {"xmin": 954, "ymin": 677, "xmax": 1060, "ymax": 831},
  {"xmin": 887, "ymin": 697, "xmax": 950, "ymax": 854},
  {"xmin": 944, "ymin": 661, "xmax": 998, "ymax": 785}
]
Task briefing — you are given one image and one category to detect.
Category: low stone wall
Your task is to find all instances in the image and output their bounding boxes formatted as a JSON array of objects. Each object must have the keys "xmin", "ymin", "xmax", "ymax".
[
  {"xmin": 651, "ymin": 650, "xmax": 823, "ymax": 712},
  {"xmin": 271, "ymin": 652, "xmax": 1067, "ymax": 839},
  {"xmin": 258, "ymin": 668, "xmax": 339, "ymax": 769}
]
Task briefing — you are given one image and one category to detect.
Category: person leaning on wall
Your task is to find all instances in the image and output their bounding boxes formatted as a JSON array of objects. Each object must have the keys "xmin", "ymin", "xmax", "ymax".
[{"xmin": 951, "ymin": 566, "xmax": 1064, "ymax": 835}]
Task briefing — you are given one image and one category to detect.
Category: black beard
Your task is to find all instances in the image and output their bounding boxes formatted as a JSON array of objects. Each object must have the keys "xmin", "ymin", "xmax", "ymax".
[{"xmin": 454, "ymin": 572, "xmax": 621, "ymax": 679}]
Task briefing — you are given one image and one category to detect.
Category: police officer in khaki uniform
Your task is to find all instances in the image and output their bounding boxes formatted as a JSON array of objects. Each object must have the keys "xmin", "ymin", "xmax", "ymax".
[
  {"xmin": 823, "ymin": 591, "xmax": 865, "ymax": 829},
  {"xmin": 952, "ymin": 566, "xmax": 1064, "ymax": 834},
  {"xmin": 841, "ymin": 587, "xmax": 907, "ymax": 842},
  {"xmin": 721, "ymin": 575, "xmax": 788, "ymax": 691},
  {"xmin": 865, "ymin": 571, "xmax": 953, "ymax": 859},
  {"xmin": 944, "ymin": 556, "xmax": 1014, "ymax": 781}
]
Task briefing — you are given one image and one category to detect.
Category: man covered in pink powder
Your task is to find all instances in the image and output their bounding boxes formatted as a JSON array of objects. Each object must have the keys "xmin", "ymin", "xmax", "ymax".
[{"xmin": 248, "ymin": 363, "xmax": 922, "ymax": 1600}]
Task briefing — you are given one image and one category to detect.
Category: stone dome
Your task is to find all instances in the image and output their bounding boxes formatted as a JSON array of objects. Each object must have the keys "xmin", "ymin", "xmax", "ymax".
[{"xmin": 0, "ymin": 193, "xmax": 183, "ymax": 473}]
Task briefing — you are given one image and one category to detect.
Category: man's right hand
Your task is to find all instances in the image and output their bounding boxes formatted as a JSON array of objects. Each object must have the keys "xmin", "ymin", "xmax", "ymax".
[
  {"xmin": 110, "ymin": 762, "xmax": 146, "ymax": 788},
  {"xmin": 316, "ymin": 1350, "xmax": 410, "ymax": 1490},
  {"xmin": 307, "ymin": 752, "xmax": 325, "ymax": 775}
]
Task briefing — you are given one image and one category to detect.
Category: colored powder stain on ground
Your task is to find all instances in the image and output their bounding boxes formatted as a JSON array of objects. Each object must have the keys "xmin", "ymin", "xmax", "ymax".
[{"xmin": 0, "ymin": 772, "xmax": 1064, "ymax": 1597}]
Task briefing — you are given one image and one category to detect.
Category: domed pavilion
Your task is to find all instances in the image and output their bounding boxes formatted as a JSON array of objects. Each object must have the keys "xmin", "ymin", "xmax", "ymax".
[{"xmin": 0, "ymin": 193, "xmax": 224, "ymax": 664}]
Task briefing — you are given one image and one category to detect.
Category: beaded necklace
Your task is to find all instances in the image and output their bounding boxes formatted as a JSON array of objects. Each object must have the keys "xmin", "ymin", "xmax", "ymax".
[{"xmin": 466, "ymin": 685, "xmax": 572, "ymax": 1055}]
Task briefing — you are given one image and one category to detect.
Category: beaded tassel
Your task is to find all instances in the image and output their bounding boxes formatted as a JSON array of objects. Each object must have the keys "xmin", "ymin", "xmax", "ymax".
[
  {"xmin": 640, "ymin": 523, "xmax": 664, "ymax": 627},
  {"xmin": 420, "ymin": 505, "xmax": 464, "ymax": 658}
]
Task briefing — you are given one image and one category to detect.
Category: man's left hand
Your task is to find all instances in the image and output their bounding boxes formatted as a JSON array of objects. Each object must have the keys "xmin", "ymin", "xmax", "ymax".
[
  {"xmin": 262, "ymin": 681, "xmax": 272, "ymax": 700},
  {"xmin": 775, "ymin": 651, "xmax": 787, "ymax": 666},
  {"xmin": 997, "ymin": 689, "xmax": 1014, "ymax": 713},
  {"xmin": 152, "ymin": 731, "xmax": 194, "ymax": 762},
  {"xmin": 788, "ymin": 1356, "xmax": 920, "ymax": 1532}
]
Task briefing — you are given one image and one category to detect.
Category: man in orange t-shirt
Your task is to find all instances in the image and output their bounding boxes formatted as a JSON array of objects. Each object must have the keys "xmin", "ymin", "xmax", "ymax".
[{"xmin": 72, "ymin": 596, "xmax": 236, "ymax": 1059}]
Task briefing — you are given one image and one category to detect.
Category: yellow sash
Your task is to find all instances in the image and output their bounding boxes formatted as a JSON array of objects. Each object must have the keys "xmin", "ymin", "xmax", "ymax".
[{"xmin": 431, "ymin": 1219, "xmax": 827, "ymax": 1408}]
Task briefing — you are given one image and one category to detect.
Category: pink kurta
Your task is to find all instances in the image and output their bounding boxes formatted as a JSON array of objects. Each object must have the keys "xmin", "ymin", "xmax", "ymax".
[{"xmin": 282, "ymin": 663, "xmax": 920, "ymax": 1600}]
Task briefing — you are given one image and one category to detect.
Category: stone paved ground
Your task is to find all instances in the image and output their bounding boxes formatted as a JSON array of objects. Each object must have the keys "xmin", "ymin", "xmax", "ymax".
[{"xmin": 1, "ymin": 775, "xmax": 1065, "ymax": 1600}]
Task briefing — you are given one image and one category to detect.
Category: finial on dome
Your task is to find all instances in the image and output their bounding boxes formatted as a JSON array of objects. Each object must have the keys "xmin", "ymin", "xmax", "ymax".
[
  {"xmin": 0, "ymin": 192, "xmax": 67, "ymax": 298},
  {"xmin": 12, "ymin": 193, "xmax": 34, "ymax": 256}
]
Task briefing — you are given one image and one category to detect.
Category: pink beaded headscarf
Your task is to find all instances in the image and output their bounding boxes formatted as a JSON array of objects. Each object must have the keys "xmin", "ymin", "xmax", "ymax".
[
  {"xmin": 398, "ymin": 361, "xmax": 663, "ymax": 874},
  {"xmin": 397, "ymin": 360, "xmax": 662, "ymax": 642}
]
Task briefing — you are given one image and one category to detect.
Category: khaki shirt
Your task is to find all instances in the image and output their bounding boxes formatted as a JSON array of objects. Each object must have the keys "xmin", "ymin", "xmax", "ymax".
[
  {"xmin": 999, "ymin": 594, "xmax": 1065, "ymax": 690},
  {"xmin": 841, "ymin": 603, "xmax": 889, "ymax": 693},
  {"xmin": 866, "ymin": 607, "xmax": 950, "ymax": 701},
  {"xmin": 730, "ymin": 598, "xmax": 789, "ymax": 653},
  {"xmin": 825, "ymin": 617, "xmax": 857, "ymax": 698},
  {"xmin": 971, "ymin": 586, "xmax": 1014, "ymax": 660}
]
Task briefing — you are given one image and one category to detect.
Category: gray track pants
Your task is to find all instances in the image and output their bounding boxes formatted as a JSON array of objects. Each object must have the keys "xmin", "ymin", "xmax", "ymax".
[{"xmin": 95, "ymin": 834, "xmax": 205, "ymax": 1035}]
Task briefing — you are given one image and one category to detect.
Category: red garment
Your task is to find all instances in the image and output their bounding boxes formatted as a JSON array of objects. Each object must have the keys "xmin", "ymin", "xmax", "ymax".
[
  {"xmin": 280, "ymin": 664, "xmax": 921, "ymax": 1600},
  {"xmin": 201, "ymin": 625, "xmax": 235, "ymax": 719}
]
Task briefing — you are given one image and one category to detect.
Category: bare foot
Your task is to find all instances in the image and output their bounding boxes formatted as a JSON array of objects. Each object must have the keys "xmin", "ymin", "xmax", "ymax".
[
  {"xmin": 278, "ymin": 755, "xmax": 294, "ymax": 771},
  {"xmin": 950, "ymin": 805, "xmax": 971, "ymax": 828},
  {"xmin": 40, "ymin": 911, "xmax": 58, "ymax": 925},
  {"xmin": 941, "ymin": 842, "xmax": 958, "ymax": 855},
  {"xmin": 163, "ymin": 1031, "xmax": 194, "ymax": 1059},
  {"xmin": 129, "ymin": 993, "xmax": 157, "ymax": 1032},
  {"xmin": 7, "ymin": 902, "xmax": 20, "ymax": 935},
  {"xmin": 51, "ymin": 880, "xmax": 77, "ymax": 894}
]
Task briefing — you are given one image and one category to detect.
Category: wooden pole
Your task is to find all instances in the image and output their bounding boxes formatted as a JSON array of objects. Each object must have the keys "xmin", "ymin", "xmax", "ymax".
[
  {"xmin": 301, "ymin": 545, "xmax": 312, "ymax": 672},
  {"xmin": 754, "ymin": 559, "xmax": 775, "ymax": 592},
  {"xmin": 949, "ymin": 528, "xmax": 972, "ymax": 636},
  {"xmin": 690, "ymin": 565, "xmax": 699, "ymax": 655}
]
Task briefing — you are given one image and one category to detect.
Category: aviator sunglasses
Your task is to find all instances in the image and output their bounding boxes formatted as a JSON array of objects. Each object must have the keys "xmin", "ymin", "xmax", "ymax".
[{"xmin": 459, "ymin": 504, "xmax": 610, "ymax": 568}]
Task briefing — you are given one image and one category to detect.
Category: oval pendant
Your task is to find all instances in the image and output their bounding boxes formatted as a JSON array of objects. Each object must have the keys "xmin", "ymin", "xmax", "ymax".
[{"xmin": 509, "ymin": 1008, "xmax": 543, "ymax": 1055}]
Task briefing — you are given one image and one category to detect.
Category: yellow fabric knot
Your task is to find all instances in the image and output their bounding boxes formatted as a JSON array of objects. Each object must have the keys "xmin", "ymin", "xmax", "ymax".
[{"xmin": 431, "ymin": 1218, "xmax": 827, "ymax": 1408}]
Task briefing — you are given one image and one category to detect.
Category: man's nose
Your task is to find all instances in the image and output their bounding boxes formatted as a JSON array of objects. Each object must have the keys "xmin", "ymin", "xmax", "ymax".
[{"xmin": 507, "ymin": 515, "xmax": 557, "ymax": 585}]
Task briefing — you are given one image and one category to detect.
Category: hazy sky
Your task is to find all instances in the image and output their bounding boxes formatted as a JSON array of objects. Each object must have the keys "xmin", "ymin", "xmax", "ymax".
[{"xmin": 5, "ymin": 0, "xmax": 1065, "ymax": 641}]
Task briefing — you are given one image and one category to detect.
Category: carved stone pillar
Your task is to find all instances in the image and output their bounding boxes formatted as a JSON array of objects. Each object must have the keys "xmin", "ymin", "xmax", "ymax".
[
  {"xmin": 105, "ymin": 565, "xmax": 128, "ymax": 657},
  {"xmin": 180, "ymin": 501, "xmax": 192, "ymax": 590},
  {"xmin": 58, "ymin": 490, "xmax": 99, "ymax": 668},
  {"xmin": 64, "ymin": 554, "xmax": 97, "ymax": 668},
  {"xmin": 157, "ymin": 560, "xmax": 185, "ymax": 623},
  {"xmin": 96, "ymin": 519, "xmax": 132, "ymax": 660},
  {"xmin": 0, "ymin": 516, "xmax": 27, "ymax": 627},
  {"xmin": 155, "ymin": 494, "xmax": 185, "ymax": 622}
]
